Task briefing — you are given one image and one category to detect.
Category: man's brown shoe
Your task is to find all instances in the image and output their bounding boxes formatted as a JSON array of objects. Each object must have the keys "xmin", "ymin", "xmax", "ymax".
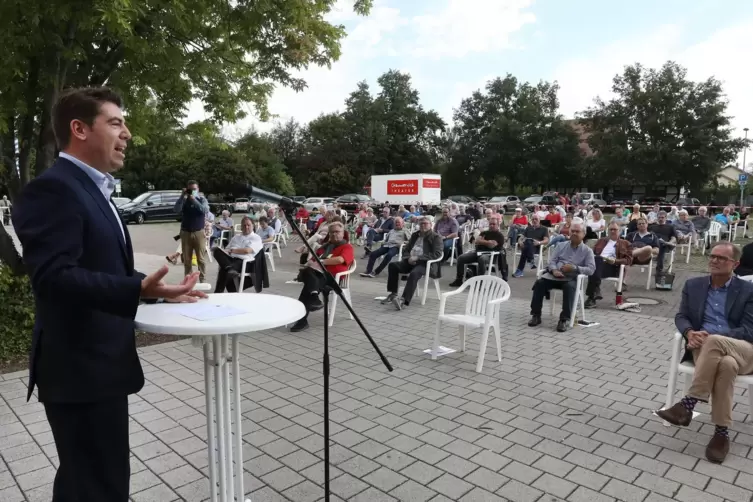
[
  {"xmin": 706, "ymin": 434, "xmax": 730, "ymax": 464},
  {"xmin": 655, "ymin": 402, "xmax": 692, "ymax": 427}
]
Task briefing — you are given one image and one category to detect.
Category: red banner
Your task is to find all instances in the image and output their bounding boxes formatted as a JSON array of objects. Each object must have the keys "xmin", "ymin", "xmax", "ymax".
[
  {"xmin": 387, "ymin": 179, "xmax": 419, "ymax": 195},
  {"xmin": 422, "ymin": 178, "xmax": 441, "ymax": 189}
]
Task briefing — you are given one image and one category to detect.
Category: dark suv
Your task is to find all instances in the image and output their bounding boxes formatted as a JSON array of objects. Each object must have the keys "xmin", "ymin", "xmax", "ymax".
[
  {"xmin": 118, "ymin": 190, "xmax": 183, "ymax": 224},
  {"xmin": 335, "ymin": 194, "xmax": 375, "ymax": 211}
]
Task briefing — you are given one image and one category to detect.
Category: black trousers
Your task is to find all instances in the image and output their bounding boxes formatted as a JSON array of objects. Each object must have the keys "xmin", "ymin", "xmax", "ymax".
[
  {"xmin": 454, "ymin": 251, "xmax": 491, "ymax": 280},
  {"xmin": 387, "ymin": 260, "xmax": 427, "ymax": 304},
  {"xmin": 517, "ymin": 240, "xmax": 540, "ymax": 271},
  {"xmin": 530, "ymin": 276, "xmax": 578, "ymax": 321},
  {"xmin": 212, "ymin": 247, "xmax": 253, "ymax": 293},
  {"xmin": 298, "ymin": 267, "xmax": 326, "ymax": 319},
  {"xmin": 45, "ymin": 397, "xmax": 130, "ymax": 502},
  {"xmin": 586, "ymin": 256, "xmax": 621, "ymax": 298}
]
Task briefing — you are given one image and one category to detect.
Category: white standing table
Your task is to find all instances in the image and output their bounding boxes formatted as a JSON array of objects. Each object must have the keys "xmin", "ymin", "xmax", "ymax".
[{"xmin": 135, "ymin": 293, "xmax": 305, "ymax": 502}]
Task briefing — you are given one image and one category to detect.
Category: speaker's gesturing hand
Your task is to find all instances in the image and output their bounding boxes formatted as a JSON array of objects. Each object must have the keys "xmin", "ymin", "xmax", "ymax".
[{"xmin": 141, "ymin": 266, "xmax": 199, "ymax": 300}]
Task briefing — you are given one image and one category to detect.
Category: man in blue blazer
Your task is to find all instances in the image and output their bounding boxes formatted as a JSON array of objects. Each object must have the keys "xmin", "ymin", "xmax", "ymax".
[
  {"xmin": 13, "ymin": 87, "xmax": 204, "ymax": 501},
  {"xmin": 657, "ymin": 241, "xmax": 753, "ymax": 464}
]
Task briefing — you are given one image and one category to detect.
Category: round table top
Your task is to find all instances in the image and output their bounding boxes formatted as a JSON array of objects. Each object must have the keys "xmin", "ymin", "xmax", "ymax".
[{"xmin": 135, "ymin": 293, "xmax": 305, "ymax": 336}]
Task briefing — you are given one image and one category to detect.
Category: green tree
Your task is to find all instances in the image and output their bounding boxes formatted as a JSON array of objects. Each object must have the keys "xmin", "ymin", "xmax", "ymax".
[
  {"xmin": 580, "ymin": 61, "xmax": 745, "ymax": 193},
  {"xmin": 451, "ymin": 75, "xmax": 580, "ymax": 194},
  {"xmin": 0, "ymin": 0, "xmax": 371, "ymax": 274}
]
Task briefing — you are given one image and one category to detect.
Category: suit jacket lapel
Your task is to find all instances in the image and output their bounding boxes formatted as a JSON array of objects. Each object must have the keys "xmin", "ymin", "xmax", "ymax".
[
  {"xmin": 726, "ymin": 278, "xmax": 740, "ymax": 320},
  {"xmin": 61, "ymin": 160, "xmax": 129, "ymax": 265},
  {"xmin": 695, "ymin": 280, "xmax": 710, "ymax": 328}
]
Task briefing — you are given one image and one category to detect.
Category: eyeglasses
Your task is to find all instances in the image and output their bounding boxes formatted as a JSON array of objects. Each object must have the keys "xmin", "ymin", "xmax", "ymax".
[{"xmin": 708, "ymin": 254, "xmax": 735, "ymax": 263}]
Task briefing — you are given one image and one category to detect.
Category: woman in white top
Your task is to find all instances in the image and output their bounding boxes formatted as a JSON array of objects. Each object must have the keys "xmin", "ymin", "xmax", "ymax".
[{"xmin": 587, "ymin": 209, "xmax": 606, "ymax": 234}]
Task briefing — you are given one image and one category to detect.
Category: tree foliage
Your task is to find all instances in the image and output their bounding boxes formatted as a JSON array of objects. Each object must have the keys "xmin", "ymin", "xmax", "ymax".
[
  {"xmin": 580, "ymin": 61, "xmax": 746, "ymax": 192},
  {"xmin": 448, "ymin": 75, "xmax": 582, "ymax": 194}
]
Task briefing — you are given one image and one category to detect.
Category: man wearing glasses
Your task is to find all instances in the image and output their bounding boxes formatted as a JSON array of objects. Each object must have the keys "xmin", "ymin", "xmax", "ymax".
[
  {"xmin": 585, "ymin": 222, "xmax": 633, "ymax": 308},
  {"xmin": 450, "ymin": 216, "xmax": 505, "ymax": 287},
  {"xmin": 657, "ymin": 242, "xmax": 753, "ymax": 464}
]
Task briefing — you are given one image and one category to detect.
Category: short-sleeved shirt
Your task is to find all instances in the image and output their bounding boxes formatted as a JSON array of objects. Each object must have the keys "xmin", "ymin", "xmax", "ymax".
[
  {"xmin": 316, "ymin": 242, "xmax": 354, "ymax": 275},
  {"xmin": 476, "ymin": 230, "xmax": 504, "ymax": 252},
  {"xmin": 257, "ymin": 225, "xmax": 276, "ymax": 242},
  {"xmin": 649, "ymin": 223, "xmax": 674, "ymax": 242},
  {"xmin": 523, "ymin": 225, "xmax": 548, "ymax": 242},
  {"xmin": 546, "ymin": 212, "xmax": 562, "ymax": 224}
]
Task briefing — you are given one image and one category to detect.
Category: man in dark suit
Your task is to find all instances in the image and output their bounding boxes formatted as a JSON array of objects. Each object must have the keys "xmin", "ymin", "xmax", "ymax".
[
  {"xmin": 657, "ymin": 241, "xmax": 753, "ymax": 464},
  {"xmin": 13, "ymin": 87, "xmax": 204, "ymax": 502}
]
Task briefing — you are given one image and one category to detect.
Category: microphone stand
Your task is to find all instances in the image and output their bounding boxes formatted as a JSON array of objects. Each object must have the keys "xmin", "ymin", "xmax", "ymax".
[{"xmin": 277, "ymin": 200, "xmax": 393, "ymax": 501}]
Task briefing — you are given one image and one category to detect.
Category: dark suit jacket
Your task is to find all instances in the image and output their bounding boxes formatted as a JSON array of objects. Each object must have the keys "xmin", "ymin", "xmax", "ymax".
[
  {"xmin": 675, "ymin": 276, "xmax": 753, "ymax": 362},
  {"xmin": 13, "ymin": 158, "xmax": 144, "ymax": 403},
  {"xmin": 734, "ymin": 242, "xmax": 753, "ymax": 277},
  {"xmin": 403, "ymin": 231, "xmax": 444, "ymax": 278}
]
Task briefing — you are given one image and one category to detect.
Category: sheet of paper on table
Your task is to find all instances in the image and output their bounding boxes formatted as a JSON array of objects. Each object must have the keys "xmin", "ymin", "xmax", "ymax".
[{"xmin": 173, "ymin": 303, "xmax": 248, "ymax": 321}]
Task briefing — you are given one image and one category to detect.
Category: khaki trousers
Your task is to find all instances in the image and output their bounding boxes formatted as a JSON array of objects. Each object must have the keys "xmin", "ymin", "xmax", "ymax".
[
  {"xmin": 689, "ymin": 335, "xmax": 753, "ymax": 427},
  {"xmin": 180, "ymin": 230, "xmax": 207, "ymax": 282}
]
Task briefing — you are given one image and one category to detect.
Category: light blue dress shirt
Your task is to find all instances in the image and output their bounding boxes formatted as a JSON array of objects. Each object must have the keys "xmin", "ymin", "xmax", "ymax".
[
  {"xmin": 59, "ymin": 152, "xmax": 125, "ymax": 240},
  {"xmin": 702, "ymin": 278, "xmax": 731, "ymax": 335}
]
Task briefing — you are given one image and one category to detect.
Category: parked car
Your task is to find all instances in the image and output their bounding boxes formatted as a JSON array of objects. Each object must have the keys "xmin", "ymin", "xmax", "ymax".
[
  {"xmin": 303, "ymin": 197, "xmax": 336, "ymax": 211},
  {"xmin": 233, "ymin": 198, "xmax": 250, "ymax": 212},
  {"xmin": 446, "ymin": 195, "xmax": 477, "ymax": 204},
  {"xmin": 574, "ymin": 192, "xmax": 607, "ymax": 208},
  {"xmin": 487, "ymin": 195, "xmax": 521, "ymax": 212},
  {"xmin": 639, "ymin": 196, "xmax": 671, "ymax": 211},
  {"xmin": 112, "ymin": 197, "xmax": 131, "ymax": 207},
  {"xmin": 522, "ymin": 196, "xmax": 542, "ymax": 213},
  {"xmin": 118, "ymin": 190, "xmax": 183, "ymax": 224},
  {"xmin": 291, "ymin": 196, "xmax": 306, "ymax": 203},
  {"xmin": 335, "ymin": 194, "xmax": 374, "ymax": 211}
]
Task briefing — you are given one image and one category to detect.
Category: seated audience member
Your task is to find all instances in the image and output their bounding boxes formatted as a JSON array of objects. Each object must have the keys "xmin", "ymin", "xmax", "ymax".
[
  {"xmin": 735, "ymin": 241, "xmax": 753, "ymax": 277},
  {"xmin": 213, "ymin": 210, "xmax": 234, "ymax": 246},
  {"xmin": 610, "ymin": 205, "xmax": 629, "ymax": 227},
  {"xmin": 647, "ymin": 204, "xmax": 661, "ymax": 224},
  {"xmin": 547, "ymin": 213, "xmax": 573, "ymax": 248},
  {"xmin": 256, "ymin": 216, "xmax": 276, "ymax": 244},
  {"xmin": 715, "ymin": 207, "xmax": 732, "ymax": 226},
  {"xmin": 692, "ymin": 206, "xmax": 712, "ymax": 246},
  {"xmin": 673, "ymin": 210, "xmax": 695, "ymax": 244},
  {"xmin": 434, "ymin": 207, "xmax": 460, "ymax": 262},
  {"xmin": 648, "ymin": 211, "xmax": 677, "ymax": 274},
  {"xmin": 628, "ymin": 203, "xmax": 646, "ymax": 222},
  {"xmin": 587, "ymin": 209, "xmax": 606, "ymax": 237},
  {"xmin": 267, "ymin": 208, "xmax": 282, "ymax": 234},
  {"xmin": 456, "ymin": 206, "xmax": 472, "ymax": 225},
  {"xmin": 626, "ymin": 217, "xmax": 660, "ymax": 266},
  {"xmin": 407, "ymin": 205, "xmax": 421, "ymax": 219},
  {"xmin": 585, "ymin": 222, "xmax": 633, "ymax": 308},
  {"xmin": 297, "ymin": 212, "xmax": 338, "ymax": 258},
  {"xmin": 360, "ymin": 217, "xmax": 410, "ymax": 278},
  {"xmin": 535, "ymin": 205, "xmax": 549, "ymax": 220},
  {"xmin": 574, "ymin": 204, "xmax": 588, "ymax": 220},
  {"xmin": 364, "ymin": 207, "xmax": 395, "ymax": 255},
  {"xmin": 545, "ymin": 206, "xmax": 562, "ymax": 226},
  {"xmin": 528, "ymin": 221, "xmax": 595, "ymax": 332},
  {"xmin": 475, "ymin": 208, "xmax": 495, "ymax": 235},
  {"xmin": 290, "ymin": 222, "xmax": 354, "ymax": 332},
  {"xmin": 212, "ymin": 216, "xmax": 264, "ymax": 293},
  {"xmin": 450, "ymin": 217, "xmax": 505, "ymax": 287},
  {"xmin": 295, "ymin": 206, "xmax": 310, "ymax": 222},
  {"xmin": 657, "ymin": 242, "xmax": 753, "ymax": 463},
  {"xmin": 513, "ymin": 215, "xmax": 549, "ymax": 277},
  {"xmin": 666, "ymin": 206, "xmax": 680, "ymax": 223},
  {"xmin": 383, "ymin": 217, "xmax": 443, "ymax": 310},
  {"xmin": 467, "ymin": 203, "xmax": 482, "ymax": 221},
  {"xmin": 508, "ymin": 208, "xmax": 529, "ymax": 246}
]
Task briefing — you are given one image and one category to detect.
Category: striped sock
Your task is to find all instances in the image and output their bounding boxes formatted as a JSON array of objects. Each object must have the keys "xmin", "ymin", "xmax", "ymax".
[
  {"xmin": 715, "ymin": 425, "xmax": 729, "ymax": 438},
  {"xmin": 681, "ymin": 396, "xmax": 698, "ymax": 411}
]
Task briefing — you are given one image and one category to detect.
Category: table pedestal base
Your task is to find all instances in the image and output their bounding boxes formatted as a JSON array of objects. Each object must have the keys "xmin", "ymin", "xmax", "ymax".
[{"xmin": 199, "ymin": 335, "xmax": 251, "ymax": 502}]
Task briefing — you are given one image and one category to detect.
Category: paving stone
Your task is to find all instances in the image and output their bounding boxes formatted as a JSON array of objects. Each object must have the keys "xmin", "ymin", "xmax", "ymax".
[
  {"xmin": 496, "ymin": 479, "xmax": 543, "ymax": 502},
  {"xmin": 532, "ymin": 472, "xmax": 578, "ymax": 499},
  {"xmin": 674, "ymin": 484, "xmax": 724, "ymax": 502},
  {"xmin": 500, "ymin": 460, "xmax": 542, "ymax": 485},
  {"xmin": 282, "ymin": 480, "xmax": 321, "ymax": 502},
  {"xmin": 566, "ymin": 466, "xmax": 610, "ymax": 491},
  {"xmin": 350, "ymin": 486, "xmax": 397, "ymax": 502},
  {"xmin": 160, "ymin": 464, "xmax": 203, "ymax": 489},
  {"xmin": 131, "ymin": 483, "xmax": 179, "ymax": 502},
  {"xmin": 705, "ymin": 478, "xmax": 753, "ymax": 502},
  {"xmin": 362, "ymin": 466, "xmax": 407, "ymax": 492},
  {"xmin": 427, "ymin": 473, "xmax": 474, "ymax": 500},
  {"xmin": 389, "ymin": 479, "xmax": 436, "ymax": 502},
  {"xmin": 400, "ymin": 461, "xmax": 444, "ymax": 485}
]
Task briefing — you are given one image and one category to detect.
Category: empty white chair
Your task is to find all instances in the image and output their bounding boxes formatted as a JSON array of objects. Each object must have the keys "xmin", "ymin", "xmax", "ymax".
[
  {"xmin": 329, "ymin": 260, "xmax": 357, "ymax": 326},
  {"xmin": 676, "ymin": 238, "xmax": 692, "ymax": 264},
  {"xmin": 433, "ymin": 275, "xmax": 511, "ymax": 372},
  {"xmin": 448, "ymin": 237, "xmax": 460, "ymax": 266},
  {"xmin": 703, "ymin": 221, "xmax": 723, "ymax": 255}
]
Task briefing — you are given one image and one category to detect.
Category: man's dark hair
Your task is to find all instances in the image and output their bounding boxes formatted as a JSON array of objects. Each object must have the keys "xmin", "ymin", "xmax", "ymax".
[
  {"xmin": 187, "ymin": 180, "xmax": 198, "ymax": 188},
  {"xmin": 52, "ymin": 87, "xmax": 123, "ymax": 149},
  {"xmin": 711, "ymin": 241, "xmax": 742, "ymax": 261},
  {"xmin": 258, "ymin": 216, "xmax": 268, "ymax": 224}
]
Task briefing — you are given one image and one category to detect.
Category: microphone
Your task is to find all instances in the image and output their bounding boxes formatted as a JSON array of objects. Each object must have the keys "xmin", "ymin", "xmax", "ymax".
[{"xmin": 243, "ymin": 184, "xmax": 302, "ymax": 210}]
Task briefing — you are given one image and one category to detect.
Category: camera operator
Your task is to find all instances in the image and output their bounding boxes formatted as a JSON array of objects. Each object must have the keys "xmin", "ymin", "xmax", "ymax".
[{"xmin": 173, "ymin": 180, "xmax": 210, "ymax": 282}]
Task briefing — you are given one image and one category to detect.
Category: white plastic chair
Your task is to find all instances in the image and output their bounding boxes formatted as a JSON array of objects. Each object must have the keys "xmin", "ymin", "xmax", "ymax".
[
  {"xmin": 535, "ymin": 268, "xmax": 587, "ymax": 328},
  {"xmin": 513, "ymin": 245, "xmax": 546, "ymax": 272},
  {"xmin": 603, "ymin": 264, "xmax": 626, "ymax": 296},
  {"xmin": 329, "ymin": 260, "xmax": 356, "ymax": 326},
  {"xmin": 433, "ymin": 275, "xmax": 511, "ymax": 372},
  {"xmin": 448, "ymin": 237, "xmax": 460, "ymax": 266},
  {"xmin": 401, "ymin": 256, "xmax": 442, "ymax": 305},
  {"xmin": 676, "ymin": 237, "xmax": 692, "ymax": 264},
  {"xmin": 663, "ymin": 331, "xmax": 753, "ymax": 425},
  {"xmin": 463, "ymin": 251, "xmax": 500, "ymax": 278},
  {"xmin": 237, "ymin": 255, "xmax": 256, "ymax": 293},
  {"xmin": 702, "ymin": 221, "xmax": 723, "ymax": 255}
]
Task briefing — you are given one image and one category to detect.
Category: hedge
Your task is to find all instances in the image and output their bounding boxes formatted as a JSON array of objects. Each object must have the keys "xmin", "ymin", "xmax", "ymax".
[{"xmin": 0, "ymin": 265, "xmax": 34, "ymax": 362}]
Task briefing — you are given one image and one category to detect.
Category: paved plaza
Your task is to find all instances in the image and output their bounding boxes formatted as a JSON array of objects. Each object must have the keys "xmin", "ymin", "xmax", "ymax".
[{"xmin": 3, "ymin": 222, "xmax": 753, "ymax": 501}]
